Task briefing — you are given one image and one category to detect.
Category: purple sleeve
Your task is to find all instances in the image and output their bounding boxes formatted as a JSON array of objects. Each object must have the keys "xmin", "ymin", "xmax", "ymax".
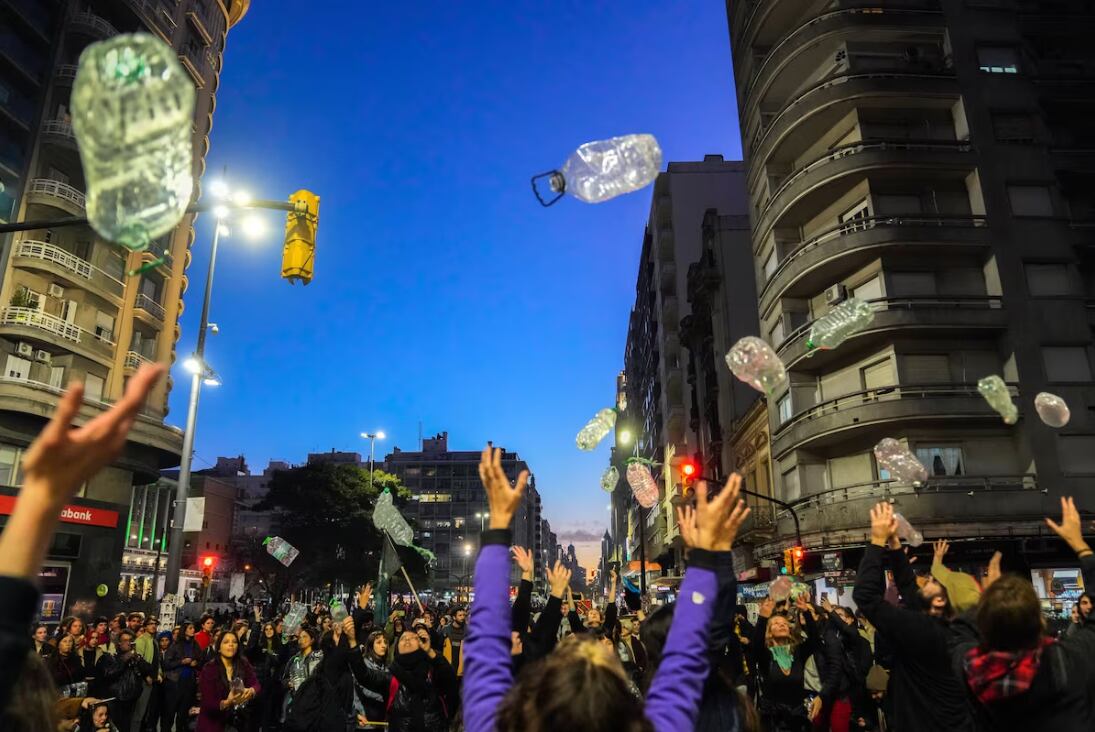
[
  {"xmin": 644, "ymin": 565, "xmax": 718, "ymax": 732},
  {"xmin": 461, "ymin": 543, "xmax": 513, "ymax": 732}
]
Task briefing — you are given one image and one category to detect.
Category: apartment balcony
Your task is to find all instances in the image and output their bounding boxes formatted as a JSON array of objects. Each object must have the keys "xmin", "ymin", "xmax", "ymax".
[
  {"xmin": 124, "ymin": 350, "xmax": 153, "ymax": 372},
  {"xmin": 744, "ymin": 6, "xmax": 947, "ymax": 114},
  {"xmin": 756, "ymin": 140, "xmax": 974, "ymax": 239},
  {"xmin": 55, "ymin": 64, "xmax": 79, "ymax": 85},
  {"xmin": 135, "ymin": 293, "xmax": 166, "ymax": 321},
  {"xmin": 776, "ymin": 296, "xmax": 1007, "ymax": 371},
  {"xmin": 40, "ymin": 119, "xmax": 77, "ymax": 149},
  {"xmin": 655, "ymin": 226, "xmax": 674, "ymax": 262},
  {"xmin": 186, "ymin": 10, "xmax": 213, "ymax": 44},
  {"xmin": 771, "ymin": 382, "xmax": 1014, "ymax": 459},
  {"xmin": 13, "ymin": 240, "xmax": 126, "ymax": 300},
  {"xmin": 759, "ymin": 474, "xmax": 1046, "ymax": 553},
  {"xmin": 745, "ymin": 70, "xmax": 959, "ymax": 180},
  {"xmin": 69, "ymin": 10, "xmax": 118, "ymax": 40},
  {"xmin": 0, "ymin": 307, "xmax": 115, "ymax": 365},
  {"xmin": 26, "ymin": 178, "xmax": 85, "ymax": 217},
  {"xmin": 759, "ymin": 216, "xmax": 990, "ymax": 310},
  {"xmin": 178, "ymin": 47, "xmax": 206, "ymax": 87}
]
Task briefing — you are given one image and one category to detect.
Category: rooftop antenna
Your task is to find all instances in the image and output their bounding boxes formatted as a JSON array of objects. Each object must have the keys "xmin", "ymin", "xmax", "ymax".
[{"xmin": 418, "ymin": 421, "xmax": 423, "ymax": 450}]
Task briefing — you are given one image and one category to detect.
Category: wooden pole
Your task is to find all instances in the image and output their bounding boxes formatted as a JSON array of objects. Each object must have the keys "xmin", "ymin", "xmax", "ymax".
[{"xmin": 400, "ymin": 565, "xmax": 424, "ymax": 613}]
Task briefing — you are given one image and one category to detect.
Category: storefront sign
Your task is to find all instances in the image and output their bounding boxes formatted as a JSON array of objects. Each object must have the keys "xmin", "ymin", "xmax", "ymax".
[
  {"xmin": 822, "ymin": 552, "xmax": 843, "ymax": 573},
  {"xmin": 0, "ymin": 496, "xmax": 118, "ymax": 528}
]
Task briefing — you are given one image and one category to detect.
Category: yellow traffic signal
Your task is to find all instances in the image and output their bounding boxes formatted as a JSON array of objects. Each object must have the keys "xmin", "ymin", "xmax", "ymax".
[{"xmin": 282, "ymin": 189, "xmax": 319, "ymax": 285}]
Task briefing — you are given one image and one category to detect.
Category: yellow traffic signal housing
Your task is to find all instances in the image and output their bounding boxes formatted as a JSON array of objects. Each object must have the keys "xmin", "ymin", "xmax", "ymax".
[{"xmin": 283, "ymin": 189, "xmax": 319, "ymax": 285}]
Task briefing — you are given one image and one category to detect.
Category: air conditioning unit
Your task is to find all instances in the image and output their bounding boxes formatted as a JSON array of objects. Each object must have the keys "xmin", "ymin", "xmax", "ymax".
[
  {"xmin": 16, "ymin": 343, "xmax": 34, "ymax": 357},
  {"xmin": 47, "ymin": 284, "xmax": 64, "ymax": 299},
  {"xmin": 35, "ymin": 350, "xmax": 50, "ymax": 364},
  {"xmin": 824, "ymin": 283, "xmax": 848, "ymax": 305}
]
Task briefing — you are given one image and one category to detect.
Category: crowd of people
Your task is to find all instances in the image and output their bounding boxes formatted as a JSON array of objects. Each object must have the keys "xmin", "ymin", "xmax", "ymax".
[{"xmin": 1, "ymin": 365, "xmax": 1095, "ymax": 731}]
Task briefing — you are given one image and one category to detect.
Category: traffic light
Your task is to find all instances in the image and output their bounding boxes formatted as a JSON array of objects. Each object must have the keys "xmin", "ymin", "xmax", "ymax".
[
  {"xmin": 781, "ymin": 548, "xmax": 793, "ymax": 575},
  {"xmin": 282, "ymin": 189, "xmax": 319, "ymax": 285},
  {"xmin": 200, "ymin": 555, "xmax": 217, "ymax": 583},
  {"xmin": 791, "ymin": 546, "xmax": 805, "ymax": 575}
]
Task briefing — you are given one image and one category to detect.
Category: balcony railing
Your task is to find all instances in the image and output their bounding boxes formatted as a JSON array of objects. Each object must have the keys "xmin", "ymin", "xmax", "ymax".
[
  {"xmin": 135, "ymin": 294, "xmax": 165, "ymax": 320},
  {"xmin": 15, "ymin": 240, "xmax": 93, "ymax": 279},
  {"xmin": 40, "ymin": 119, "xmax": 75, "ymax": 141},
  {"xmin": 0, "ymin": 307, "xmax": 81, "ymax": 343},
  {"xmin": 69, "ymin": 11, "xmax": 118, "ymax": 38},
  {"xmin": 759, "ymin": 215, "xmax": 988, "ymax": 299},
  {"xmin": 124, "ymin": 351, "xmax": 153, "ymax": 370},
  {"xmin": 55, "ymin": 64, "xmax": 79, "ymax": 84},
  {"xmin": 29, "ymin": 178, "xmax": 85, "ymax": 212}
]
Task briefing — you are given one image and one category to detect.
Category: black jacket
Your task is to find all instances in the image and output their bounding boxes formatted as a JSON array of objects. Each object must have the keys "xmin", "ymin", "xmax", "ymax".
[
  {"xmin": 0, "ymin": 577, "xmax": 38, "ymax": 712},
  {"xmin": 853, "ymin": 544, "xmax": 974, "ymax": 732},
  {"xmin": 352, "ymin": 650, "xmax": 456, "ymax": 732},
  {"xmin": 949, "ymin": 552, "xmax": 1095, "ymax": 732}
]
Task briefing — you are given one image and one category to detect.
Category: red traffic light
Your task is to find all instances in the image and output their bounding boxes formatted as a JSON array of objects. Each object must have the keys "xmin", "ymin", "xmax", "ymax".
[
  {"xmin": 792, "ymin": 546, "xmax": 805, "ymax": 561},
  {"xmin": 681, "ymin": 461, "xmax": 697, "ymax": 478},
  {"xmin": 201, "ymin": 556, "xmax": 216, "ymax": 569}
]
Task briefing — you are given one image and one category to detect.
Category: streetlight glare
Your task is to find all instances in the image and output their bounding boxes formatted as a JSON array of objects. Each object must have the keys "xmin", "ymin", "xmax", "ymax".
[
  {"xmin": 208, "ymin": 179, "xmax": 229, "ymax": 198},
  {"xmin": 619, "ymin": 429, "xmax": 633, "ymax": 446},
  {"xmin": 213, "ymin": 204, "xmax": 230, "ymax": 220},
  {"xmin": 231, "ymin": 190, "xmax": 253, "ymax": 207},
  {"xmin": 182, "ymin": 357, "xmax": 201, "ymax": 374},
  {"xmin": 376, "ymin": 430, "xmax": 386, "ymax": 440},
  {"xmin": 240, "ymin": 214, "xmax": 266, "ymax": 239}
]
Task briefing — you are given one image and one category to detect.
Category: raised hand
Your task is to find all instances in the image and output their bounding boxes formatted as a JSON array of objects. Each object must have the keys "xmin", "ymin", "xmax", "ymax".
[
  {"xmin": 478, "ymin": 446, "xmax": 528, "ymax": 530},
  {"xmin": 358, "ymin": 582, "xmax": 373, "ymax": 610},
  {"xmin": 1046, "ymin": 497, "xmax": 1092, "ymax": 555},
  {"xmin": 693, "ymin": 474, "xmax": 750, "ymax": 551},
  {"xmin": 932, "ymin": 539, "xmax": 950, "ymax": 566},
  {"xmin": 984, "ymin": 551, "xmax": 1003, "ymax": 590},
  {"xmin": 547, "ymin": 561, "xmax": 572, "ymax": 599},
  {"xmin": 512, "ymin": 546, "xmax": 534, "ymax": 580},
  {"xmin": 869, "ymin": 502, "xmax": 897, "ymax": 547},
  {"xmin": 676, "ymin": 504, "xmax": 697, "ymax": 548}
]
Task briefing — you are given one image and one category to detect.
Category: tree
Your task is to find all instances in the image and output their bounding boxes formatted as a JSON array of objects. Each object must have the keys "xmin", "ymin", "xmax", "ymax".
[{"xmin": 251, "ymin": 463, "xmax": 427, "ymax": 597}]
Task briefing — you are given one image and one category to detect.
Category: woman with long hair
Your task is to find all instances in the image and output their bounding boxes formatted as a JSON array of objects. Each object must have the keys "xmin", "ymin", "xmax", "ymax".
[
  {"xmin": 196, "ymin": 631, "xmax": 260, "ymax": 732},
  {"xmin": 247, "ymin": 621, "xmax": 284, "ymax": 731},
  {"xmin": 282, "ymin": 625, "xmax": 324, "ymax": 723},
  {"xmin": 61, "ymin": 616, "xmax": 87, "ymax": 649},
  {"xmin": 48, "ymin": 633, "xmax": 86, "ymax": 696},
  {"xmin": 748, "ymin": 594, "xmax": 821, "ymax": 732},
  {"xmin": 355, "ymin": 631, "xmax": 389, "ymax": 725},
  {"xmin": 162, "ymin": 621, "xmax": 201, "ymax": 732}
]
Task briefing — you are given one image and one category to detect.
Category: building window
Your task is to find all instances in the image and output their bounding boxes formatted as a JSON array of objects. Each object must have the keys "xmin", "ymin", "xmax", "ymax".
[
  {"xmin": 84, "ymin": 373, "xmax": 105, "ymax": 402},
  {"xmin": 1059, "ymin": 436, "xmax": 1095, "ymax": 474},
  {"xmin": 4, "ymin": 355, "xmax": 30, "ymax": 381},
  {"xmin": 915, "ymin": 446, "xmax": 964, "ymax": 476},
  {"xmin": 777, "ymin": 393, "xmax": 793, "ymax": 424},
  {"xmin": 839, "ymin": 199, "xmax": 872, "ymax": 232},
  {"xmin": 1043, "ymin": 346, "xmax": 1092, "ymax": 382},
  {"xmin": 1026, "ymin": 263, "xmax": 1071, "ymax": 296},
  {"xmin": 0, "ymin": 445, "xmax": 22, "ymax": 486},
  {"xmin": 992, "ymin": 112, "xmax": 1035, "ymax": 143},
  {"xmin": 978, "ymin": 47, "xmax": 1020, "ymax": 74},
  {"xmin": 780, "ymin": 468, "xmax": 800, "ymax": 502},
  {"xmin": 763, "ymin": 249, "xmax": 777, "ymax": 281},
  {"xmin": 1008, "ymin": 185, "xmax": 1054, "ymax": 217},
  {"xmin": 769, "ymin": 318, "xmax": 785, "ymax": 347}
]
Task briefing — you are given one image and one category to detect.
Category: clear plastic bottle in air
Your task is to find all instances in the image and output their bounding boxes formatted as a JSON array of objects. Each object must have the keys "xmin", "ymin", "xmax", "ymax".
[
  {"xmin": 329, "ymin": 597, "xmax": 349, "ymax": 624},
  {"xmin": 806, "ymin": 298, "xmax": 875, "ymax": 352},
  {"xmin": 601, "ymin": 465, "xmax": 619, "ymax": 493},
  {"xmin": 282, "ymin": 602, "xmax": 308, "ymax": 638},
  {"xmin": 626, "ymin": 462, "xmax": 659, "ymax": 508},
  {"xmin": 71, "ymin": 33, "xmax": 195, "ymax": 251},
  {"xmin": 576, "ymin": 408, "xmax": 617, "ymax": 451},
  {"xmin": 769, "ymin": 576, "xmax": 792, "ymax": 602},
  {"xmin": 892, "ymin": 512, "xmax": 924, "ymax": 547},
  {"xmin": 1035, "ymin": 392, "xmax": 1070, "ymax": 428},
  {"xmin": 873, "ymin": 438, "xmax": 928, "ymax": 486},
  {"xmin": 264, "ymin": 536, "xmax": 300, "ymax": 567},
  {"xmin": 726, "ymin": 336, "xmax": 789, "ymax": 395},
  {"xmin": 547, "ymin": 134, "xmax": 662, "ymax": 204},
  {"xmin": 977, "ymin": 375, "xmax": 1018, "ymax": 424}
]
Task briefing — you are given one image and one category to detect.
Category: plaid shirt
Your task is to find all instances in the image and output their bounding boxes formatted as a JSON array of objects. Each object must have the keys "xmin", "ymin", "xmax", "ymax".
[{"xmin": 963, "ymin": 637, "xmax": 1055, "ymax": 704}]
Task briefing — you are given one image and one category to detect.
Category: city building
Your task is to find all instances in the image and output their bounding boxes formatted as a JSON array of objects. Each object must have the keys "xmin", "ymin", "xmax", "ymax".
[
  {"xmin": 0, "ymin": 0, "xmax": 247, "ymax": 619},
  {"xmin": 307, "ymin": 449, "xmax": 364, "ymax": 466},
  {"xmin": 615, "ymin": 156, "xmax": 750, "ymax": 583},
  {"xmin": 726, "ymin": 0, "xmax": 1095, "ymax": 579},
  {"xmin": 384, "ymin": 432, "xmax": 543, "ymax": 594}
]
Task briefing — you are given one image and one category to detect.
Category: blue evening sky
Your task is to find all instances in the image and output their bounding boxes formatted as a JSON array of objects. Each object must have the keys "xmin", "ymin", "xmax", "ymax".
[{"xmin": 170, "ymin": 1, "xmax": 743, "ymax": 564}]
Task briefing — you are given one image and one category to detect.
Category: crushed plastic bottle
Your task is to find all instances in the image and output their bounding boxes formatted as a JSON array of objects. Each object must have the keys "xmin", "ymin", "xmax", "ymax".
[
  {"xmin": 601, "ymin": 465, "xmax": 619, "ymax": 493},
  {"xmin": 282, "ymin": 602, "xmax": 308, "ymax": 638},
  {"xmin": 577, "ymin": 408, "xmax": 617, "ymax": 451},
  {"xmin": 626, "ymin": 462, "xmax": 660, "ymax": 509},
  {"xmin": 790, "ymin": 582, "xmax": 812, "ymax": 601},
  {"xmin": 806, "ymin": 298, "xmax": 875, "ymax": 352},
  {"xmin": 373, "ymin": 488, "xmax": 414, "ymax": 547},
  {"xmin": 71, "ymin": 33, "xmax": 195, "ymax": 251},
  {"xmin": 263, "ymin": 536, "xmax": 300, "ymax": 567},
  {"xmin": 873, "ymin": 438, "xmax": 928, "ymax": 486},
  {"xmin": 329, "ymin": 597, "xmax": 349, "ymax": 624},
  {"xmin": 892, "ymin": 512, "xmax": 924, "ymax": 547},
  {"xmin": 769, "ymin": 576, "xmax": 793, "ymax": 602},
  {"xmin": 539, "ymin": 134, "xmax": 662, "ymax": 205},
  {"xmin": 977, "ymin": 375, "xmax": 1018, "ymax": 424},
  {"xmin": 1035, "ymin": 392, "xmax": 1070, "ymax": 428},
  {"xmin": 726, "ymin": 336, "xmax": 789, "ymax": 395}
]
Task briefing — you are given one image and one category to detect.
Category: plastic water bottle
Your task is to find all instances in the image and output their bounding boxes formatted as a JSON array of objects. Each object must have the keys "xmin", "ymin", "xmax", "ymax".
[
  {"xmin": 626, "ymin": 462, "xmax": 659, "ymax": 508},
  {"xmin": 977, "ymin": 375, "xmax": 1018, "ymax": 424},
  {"xmin": 873, "ymin": 438, "xmax": 928, "ymax": 486},
  {"xmin": 551, "ymin": 134, "xmax": 662, "ymax": 203},
  {"xmin": 806, "ymin": 298, "xmax": 874, "ymax": 351},
  {"xmin": 769, "ymin": 576, "xmax": 792, "ymax": 602},
  {"xmin": 373, "ymin": 488, "xmax": 414, "ymax": 546},
  {"xmin": 71, "ymin": 33, "xmax": 195, "ymax": 251},
  {"xmin": 892, "ymin": 512, "xmax": 924, "ymax": 547},
  {"xmin": 726, "ymin": 336, "xmax": 788, "ymax": 395},
  {"xmin": 601, "ymin": 465, "xmax": 619, "ymax": 493},
  {"xmin": 577, "ymin": 408, "xmax": 617, "ymax": 451},
  {"xmin": 1035, "ymin": 392, "xmax": 1070, "ymax": 428},
  {"xmin": 282, "ymin": 602, "xmax": 308, "ymax": 637},
  {"xmin": 330, "ymin": 598, "xmax": 349, "ymax": 624},
  {"xmin": 264, "ymin": 536, "xmax": 300, "ymax": 567}
]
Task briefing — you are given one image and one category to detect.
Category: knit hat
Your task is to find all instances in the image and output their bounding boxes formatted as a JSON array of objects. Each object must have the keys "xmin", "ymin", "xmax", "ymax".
[
  {"xmin": 157, "ymin": 631, "xmax": 173, "ymax": 642},
  {"xmin": 866, "ymin": 665, "xmax": 890, "ymax": 692}
]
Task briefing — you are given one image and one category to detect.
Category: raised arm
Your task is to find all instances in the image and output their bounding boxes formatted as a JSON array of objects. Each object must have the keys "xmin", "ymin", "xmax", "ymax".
[
  {"xmin": 529, "ymin": 561, "xmax": 571, "ymax": 658},
  {"xmin": 462, "ymin": 446, "xmax": 527, "ymax": 732},
  {"xmin": 646, "ymin": 476, "xmax": 750, "ymax": 732},
  {"xmin": 603, "ymin": 568, "xmax": 619, "ymax": 633},
  {"xmin": 510, "ymin": 546, "xmax": 534, "ymax": 632}
]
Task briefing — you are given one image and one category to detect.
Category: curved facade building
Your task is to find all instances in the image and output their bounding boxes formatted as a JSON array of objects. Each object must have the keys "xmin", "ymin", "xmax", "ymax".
[
  {"xmin": 728, "ymin": 0, "xmax": 1095, "ymax": 568},
  {"xmin": 0, "ymin": 0, "xmax": 247, "ymax": 607}
]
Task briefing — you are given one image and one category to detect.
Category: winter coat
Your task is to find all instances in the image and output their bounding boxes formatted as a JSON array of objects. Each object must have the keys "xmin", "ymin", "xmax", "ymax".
[
  {"xmin": 196, "ymin": 657, "xmax": 261, "ymax": 732},
  {"xmin": 352, "ymin": 649, "xmax": 456, "ymax": 732}
]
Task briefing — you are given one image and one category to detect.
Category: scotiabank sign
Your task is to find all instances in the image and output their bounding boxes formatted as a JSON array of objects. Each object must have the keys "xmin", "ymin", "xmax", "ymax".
[{"xmin": 0, "ymin": 495, "xmax": 119, "ymax": 528}]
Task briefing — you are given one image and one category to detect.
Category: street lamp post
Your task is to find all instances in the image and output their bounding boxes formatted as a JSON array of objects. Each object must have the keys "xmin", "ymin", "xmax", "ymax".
[
  {"xmin": 475, "ymin": 512, "xmax": 489, "ymax": 532},
  {"xmin": 462, "ymin": 543, "xmax": 472, "ymax": 602},
  {"xmin": 360, "ymin": 431, "xmax": 386, "ymax": 487}
]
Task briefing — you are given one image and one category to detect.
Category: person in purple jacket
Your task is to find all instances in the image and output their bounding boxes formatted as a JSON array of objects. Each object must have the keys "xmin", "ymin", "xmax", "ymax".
[{"xmin": 462, "ymin": 445, "xmax": 751, "ymax": 732}]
